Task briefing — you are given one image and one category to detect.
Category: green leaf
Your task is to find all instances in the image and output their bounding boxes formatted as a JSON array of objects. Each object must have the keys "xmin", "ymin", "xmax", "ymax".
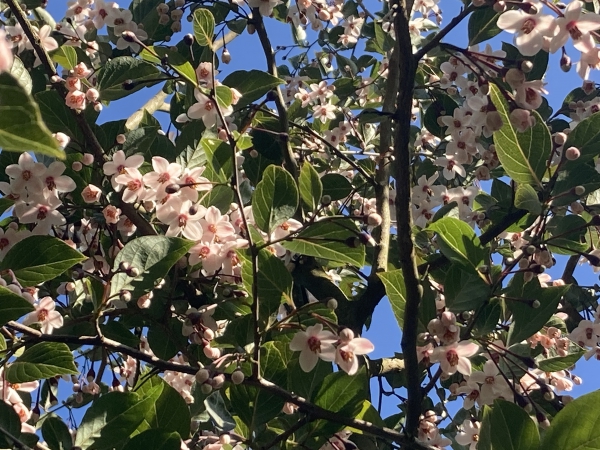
[
  {"xmin": 428, "ymin": 217, "xmax": 485, "ymax": 268},
  {"xmin": 288, "ymin": 358, "xmax": 332, "ymax": 402},
  {"xmin": 515, "ymin": 184, "xmax": 542, "ymax": 215},
  {"xmin": 205, "ymin": 392, "xmax": 235, "ymax": 431},
  {"xmin": 299, "ymin": 163, "xmax": 323, "ymax": 212},
  {"xmin": 50, "ymin": 46, "xmax": 78, "ymax": 70},
  {"xmin": 252, "ymin": 165, "xmax": 299, "ymax": 233},
  {"xmin": 216, "ymin": 85, "xmax": 233, "ymax": 108},
  {"xmin": 6, "ymin": 343, "xmax": 78, "ymax": 383},
  {"xmin": 0, "ymin": 235, "xmax": 86, "ymax": 286},
  {"xmin": 562, "ymin": 111, "xmax": 600, "ymax": 165},
  {"xmin": 42, "ymin": 416, "xmax": 74, "ymax": 450},
  {"xmin": 423, "ymin": 93, "xmax": 458, "ymax": 138},
  {"xmin": 0, "ymin": 401, "xmax": 21, "ymax": 448},
  {"xmin": 380, "ymin": 270, "xmax": 406, "ymax": 330},
  {"xmin": 222, "ymin": 70, "xmax": 284, "ymax": 108},
  {"xmin": 193, "ymin": 8, "xmax": 215, "ymax": 49},
  {"xmin": 479, "ymin": 399, "xmax": 540, "ymax": 450},
  {"xmin": 97, "ymin": 56, "xmax": 162, "ymax": 101},
  {"xmin": 489, "ymin": 83, "xmax": 551, "ymax": 187},
  {"xmin": 200, "ymin": 137, "xmax": 233, "ymax": 182},
  {"xmin": 134, "ymin": 376, "xmax": 191, "ymax": 438},
  {"xmin": 0, "ymin": 73, "xmax": 64, "ymax": 158},
  {"xmin": 537, "ymin": 348, "xmax": 585, "ymax": 372},
  {"xmin": 75, "ymin": 392, "xmax": 154, "ymax": 450},
  {"xmin": 141, "ymin": 46, "xmax": 197, "ymax": 86},
  {"xmin": 506, "ymin": 274, "xmax": 570, "ymax": 345},
  {"xmin": 10, "ymin": 56, "xmax": 32, "ymax": 94},
  {"xmin": 36, "ymin": 90, "xmax": 83, "ymax": 142},
  {"xmin": 110, "ymin": 236, "xmax": 194, "ymax": 300},
  {"xmin": 468, "ymin": 7, "xmax": 501, "ymax": 45},
  {"xmin": 123, "ymin": 429, "xmax": 181, "ymax": 450},
  {"xmin": 101, "ymin": 321, "xmax": 140, "ymax": 348},
  {"xmin": 282, "ymin": 220, "xmax": 365, "ymax": 266},
  {"xmin": 321, "ymin": 173, "xmax": 353, "ymax": 201},
  {"xmin": 539, "ymin": 390, "xmax": 600, "ymax": 450},
  {"xmin": 0, "ymin": 285, "xmax": 34, "ymax": 326},
  {"xmin": 238, "ymin": 248, "xmax": 293, "ymax": 318},
  {"xmin": 444, "ymin": 264, "xmax": 490, "ymax": 312}
]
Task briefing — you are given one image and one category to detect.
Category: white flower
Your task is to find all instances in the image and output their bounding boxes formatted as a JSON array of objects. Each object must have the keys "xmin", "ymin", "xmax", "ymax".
[
  {"xmin": 22, "ymin": 297, "xmax": 63, "ymax": 334},
  {"xmin": 0, "ymin": 29, "xmax": 13, "ymax": 73},
  {"xmin": 455, "ymin": 420, "xmax": 480, "ymax": 450},
  {"xmin": 289, "ymin": 324, "xmax": 337, "ymax": 372},
  {"xmin": 497, "ymin": 3, "xmax": 556, "ymax": 56},
  {"xmin": 430, "ymin": 341, "xmax": 479, "ymax": 376}
]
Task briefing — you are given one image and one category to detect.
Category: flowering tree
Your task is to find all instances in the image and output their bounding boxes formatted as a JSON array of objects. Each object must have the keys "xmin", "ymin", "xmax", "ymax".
[{"xmin": 2, "ymin": 0, "xmax": 600, "ymax": 447}]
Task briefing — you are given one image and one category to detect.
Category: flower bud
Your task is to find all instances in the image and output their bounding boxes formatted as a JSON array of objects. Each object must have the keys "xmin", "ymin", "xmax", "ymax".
[
  {"xmin": 565, "ymin": 146, "xmax": 580, "ymax": 160},
  {"xmin": 231, "ymin": 369, "xmax": 245, "ymax": 385},
  {"xmin": 367, "ymin": 212, "xmax": 382, "ymax": 227},
  {"xmin": 156, "ymin": 3, "xmax": 169, "ymax": 13},
  {"xmin": 171, "ymin": 20, "xmax": 182, "ymax": 33},
  {"xmin": 211, "ymin": 374, "xmax": 225, "ymax": 389},
  {"xmin": 505, "ymin": 68, "xmax": 525, "ymax": 89},
  {"xmin": 531, "ymin": 299, "xmax": 541, "ymax": 309},
  {"xmin": 72, "ymin": 161, "xmax": 83, "ymax": 171},
  {"xmin": 219, "ymin": 434, "xmax": 231, "ymax": 445},
  {"xmin": 121, "ymin": 31, "xmax": 137, "ymax": 43},
  {"xmin": 196, "ymin": 368, "xmax": 210, "ymax": 384},
  {"xmin": 200, "ymin": 383, "xmax": 213, "ymax": 394},
  {"xmin": 327, "ymin": 298, "xmax": 338, "ymax": 310},
  {"xmin": 560, "ymin": 54, "xmax": 572, "ymax": 72},
  {"xmin": 159, "ymin": 13, "xmax": 170, "ymax": 25},
  {"xmin": 572, "ymin": 185, "xmax": 586, "ymax": 196},
  {"xmin": 321, "ymin": 195, "xmax": 332, "ymax": 206},
  {"xmin": 221, "ymin": 48, "xmax": 231, "ymax": 64},
  {"xmin": 116, "ymin": 134, "xmax": 126, "ymax": 144},
  {"xmin": 583, "ymin": 80, "xmax": 596, "ymax": 95}
]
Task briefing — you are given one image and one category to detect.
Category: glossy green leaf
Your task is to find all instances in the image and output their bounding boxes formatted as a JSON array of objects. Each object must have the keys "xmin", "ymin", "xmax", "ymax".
[
  {"xmin": 515, "ymin": 184, "xmax": 542, "ymax": 215},
  {"xmin": 36, "ymin": 90, "xmax": 84, "ymax": 141},
  {"xmin": 75, "ymin": 392, "xmax": 154, "ymax": 450},
  {"xmin": 193, "ymin": 8, "xmax": 215, "ymax": 48},
  {"xmin": 42, "ymin": 416, "xmax": 74, "ymax": 450},
  {"xmin": 6, "ymin": 343, "xmax": 78, "ymax": 383},
  {"xmin": 222, "ymin": 70, "xmax": 284, "ymax": 108},
  {"xmin": 238, "ymin": 247, "xmax": 293, "ymax": 318},
  {"xmin": 288, "ymin": 358, "xmax": 333, "ymax": 402},
  {"xmin": 444, "ymin": 264, "xmax": 490, "ymax": 312},
  {"xmin": 506, "ymin": 274, "xmax": 570, "ymax": 345},
  {"xmin": 539, "ymin": 390, "xmax": 600, "ymax": 450},
  {"xmin": 0, "ymin": 284, "xmax": 35, "ymax": 326},
  {"xmin": 537, "ymin": 348, "xmax": 585, "ymax": 372},
  {"xmin": 380, "ymin": 270, "xmax": 406, "ymax": 330},
  {"xmin": 489, "ymin": 83, "xmax": 551, "ymax": 187},
  {"xmin": 479, "ymin": 399, "xmax": 540, "ymax": 450},
  {"xmin": 50, "ymin": 46, "xmax": 78, "ymax": 70},
  {"xmin": 428, "ymin": 217, "xmax": 485, "ymax": 268},
  {"xmin": 0, "ymin": 401, "xmax": 21, "ymax": 448},
  {"xmin": 140, "ymin": 46, "xmax": 197, "ymax": 86},
  {"xmin": 110, "ymin": 236, "xmax": 194, "ymax": 300},
  {"xmin": 282, "ymin": 220, "xmax": 365, "ymax": 266},
  {"xmin": 299, "ymin": 163, "xmax": 323, "ymax": 212},
  {"xmin": 134, "ymin": 376, "xmax": 191, "ymax": 438},
  {"xmin": 252, "ymin": 165, "xmax": 298, "ymax": 233},
  {"xmin": 97, "ymin": 56, "xmax": 162, "ymax": 101},
  {"xmin": 205, "ymin": 392, "xmax": 236, "ymax": 431},
  {"xmin": 0, "ymin": 73, "xmax": 64, "ymax": 158},
  {"xmin": 468, "ymin": 7, "xmax": 501, "ymax": 45},
  {"xmin": 321, "ymin": 173, "xmax": 353, "ymax": 201},
  {"xmin": 215, "ymin": 85, "xmax": 233, "ymax": 108},
  {"xmin": 9, "ymin": 56, "xmax": 32, "ymax": 94},
  {"xmin": 0, "ymin": 235, "xmax": 86, "ymax": 286},
  {"xmin": 563, "ymin": 111, "xmax": 600, "ymax": 165},
  {"xmin": 123, "ymin": 429, "xmax": 181, "ymax": 450}
]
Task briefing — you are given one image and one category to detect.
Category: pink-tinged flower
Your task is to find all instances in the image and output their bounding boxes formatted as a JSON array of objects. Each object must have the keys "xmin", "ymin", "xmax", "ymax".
[
  {"xmin": 86, "ymin": 88, "xmax": 100, "ymax": 102},
  {"xmin": 497, "ymin": 5, "xmax": 556, "ymax": 56},
  {"xmin": 569, "ymin": 319, "xmax": 600, "ymax": 347},
  {"xmin": 83, "ymin": 254, "xmax": 110, "ymax": 275},
  {"xmin": 469, "ymin": 360, "xmax": 510, "ymax": 404},
  {"xmin": 106, "ymin": 7, "xmax": 133, "ymax": 28},
  {"xmin": 115, "ymin": 168, "xmax": 146, "ymax": 203},
  {"xmin": 82, "ymin": 183, "xmax": 102, "ymax": 203},
  {"xmin": 577, "ymin": 48, "xmax": 600, "ymax": 80},
  {"xmin": 289, "ymin": 324, "xmax": 338, "ymax": 372},
  {"xmin": 14, "ymin": 195, "xmax": 66, "ymax": 234},
  {"xmin": 90, "ymin": 0, "xmax": 119, "ymax": 29},
  {"xmin": 103, "ymin": 150, "xmax": 145, "ymax": 189},
  {"xmin": 156, "ymin": 197, "xmax": 206, "ymax": 239},
  {"xmin": 0, "ymin": 29, "xmax": 13, "ymax": 73},
  {"xmin": 430, "ymin": 341, "xmax": 479, "ymax": 376},
  {"xmin": 456, "ymin": 380, "xmax": 483, "ymax": 409},
  {"xmin": 65, "ymin": 89, "xmax": 86, "ymax": 110},
  {"xmin": 515, "ymin": 80, "xmax": 548, "ymax": 110},
  {"xmin": 312, "ymin": 103, "xmax": 337, "ymax": 123},
  {"xmin": 115, "ymin": 21, "xmax": 148, "ymax": 52},
  {"xmin": 53, "ymin": 132, "xmax": 71, "ymax": 148},
  {"xmin": 434, "ymin": 155, "xmax": 466, "ymax": 180},
  {"xmin": 66, "ymin": 0, "xmax": 91, "ymax": 22},
  {"xmin": 43, "ymin": 162, "xmax": 76, "ymax": 194},
  {"xmin": 73, "ymin": 62, "xmax": 92, "ymax": 78},
  {"xmin": 5, "ymin": 24, "xmax": 28, "ymax": 53},
  {"xmin": 195, "ymin": 62, "xmax": 215, "ymax": 88},
  {"xmin": 201, "ymin": 206, "xmax": 236, "ymax": 243},
  {"xmin": 330, "ymin": 337, "xmax": 375, "ymax": 375},
  {"xmin": 142, "ymin": 156, "xmax": 182, "ymax": 201},
  {"xmin": 22, "ymin": 297, "xmax": 63, "ymax": 334},
  {"xmin": 455, "ymin": 420, "xmax": 480, "ymax": 450},
  {"xmin": 103, "ymin": 205, "xmax": 121, "ymax": 224},
  {"xmin": 5, "ymin": 153, "xmax": 46, "ymax": 194},
  {"xmin": 27, "ymin": 25, "xmax": 58, "ymax": 66},
  {"xmin": 178, "ymin": 167, "xmax": 212, "ymax": 202},
  {"xmin": 0, "ymin": 227, "xmax": 23, "ymax": 259},
  {"xmin": 509, "ymin": 108, "xmax": 536, "ymax": 132},
  {"xmin": 117, "ymin": 215, "xmax": 137, "ymax": 237},
  {"xmin": 551, "ymin": 0, "xmax": 600, "ymax": 53},
  {"xmin": 181, "ymin": 90, "xmax": 232, "ymax": 128}
]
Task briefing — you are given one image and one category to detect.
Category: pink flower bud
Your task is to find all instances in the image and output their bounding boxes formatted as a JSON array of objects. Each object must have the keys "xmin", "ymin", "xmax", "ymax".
[
  {"xmin": 86, "ymin": 88, "xmax": 100, "ymax": 102},
  {"xmin": 565, "ymin": 146, "xmax": 580, "ymax": 160},
  {"xmin": 72, "ymin": 161, "xmax": 83, "ymax": 171},
  {"xmin": 82, "ymin": 153, "xmax": 94, "ymax": 165},
  {"xmin": 116, "ymin": 134, "xmax": 126, "ymax": 144}
]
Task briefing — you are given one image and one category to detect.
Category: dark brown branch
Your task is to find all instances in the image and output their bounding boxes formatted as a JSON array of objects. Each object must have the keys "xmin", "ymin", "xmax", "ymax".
[
  {"xmin": 252, "ymin": 10, "xmax": 299, "ymax": 181},
  {"xmin": 413, "ymin": 5, "xmax": 474, "ymax": 62},
  {"xmin": 391, "ymin": 0, "xmax": 421, "ymax": 438},
  {"xmin": 6, "ymin": 322, "xmax": 432, "ymax": 449}
]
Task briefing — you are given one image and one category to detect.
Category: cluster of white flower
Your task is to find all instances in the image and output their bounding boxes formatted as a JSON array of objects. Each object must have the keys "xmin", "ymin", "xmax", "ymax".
[
  {"xmin": 0, "ymin": 368, "xmax": 39, "ymax": 435},
  {"xmin": 289, "ymin": 325, "xmax": 374, "ymax": 375},
  {"xmin": 287, "ymin": 0, "xmax": 344, "ymax": 34}
]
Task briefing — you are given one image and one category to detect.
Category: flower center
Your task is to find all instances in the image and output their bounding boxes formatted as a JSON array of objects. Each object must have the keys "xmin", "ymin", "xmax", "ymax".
[
  {"xmin": 446, "ymin": 349, "xmax": 459, "ymax": 366},
  {"xmin": 307, "ymin": 336, "xmax": 321, "ymax": 352},
  {"xmin": 37, "ymin": 207, "xmax": 48, "ymax": 220},
  {"xmin": 38, "ymin": 309, "xmax": 48, "ymax": 321},
  {"xmin": 0, "ymin": 238, "xmax": 8, "ymax": 249},
  {"xmin": 567, "ymin": 21, "xmax": 582, "ymax": 40},
  {"xmin": 22, "ymin": 170, "xmax": 31, "ymax": 181},
  {"xmin": 127, "ymin": 179, "xmax": 142, "ymax": 191},
  {"xmin": 46, "ymin": 176, "xmax": 56, "ymax": 190},
  {"xmin": 521, "ymin": 18, "xmax": 536, "ymax": 34}
]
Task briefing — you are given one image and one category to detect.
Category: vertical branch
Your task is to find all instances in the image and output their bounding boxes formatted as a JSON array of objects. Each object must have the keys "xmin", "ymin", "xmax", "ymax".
[
  {"xmin": 252, "ymin": 10, "xmax": 299, "ymax": 180},
  {"xmin": 391, "ymin": 0, "xmax": 421, "ymax": 438}
]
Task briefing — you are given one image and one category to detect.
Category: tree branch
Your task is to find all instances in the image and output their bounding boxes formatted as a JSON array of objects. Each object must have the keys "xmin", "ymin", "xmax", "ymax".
[
  {"xmin": 6, "ymin": 322, "xmax": 432, "ymax": 449},
  {"xmin": 391, "ymin": 0, "xmax": 421, "ymax": 438},
  {"xmin": 252, "ymin": 10, "xmax": 299, "ymax": 180}
]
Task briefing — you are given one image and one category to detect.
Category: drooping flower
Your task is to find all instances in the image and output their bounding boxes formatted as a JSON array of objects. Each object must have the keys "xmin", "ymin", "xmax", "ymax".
[
  {"xmin": 550, "ymin": 0, "xmax": 600, "ymax": 53},
  {"xmin": 289, "ymin": 324, "xmax": 337, "ymax": 372},
  {"xmin": 430, "ymin": 341, "xmax": 479, "ymax": 376},
  {"xmin": 497, "ymin": 4, "xmax": 556, "ymax": 56},
  {"xmin": 22, "ymin": 297, "xmax": 64, "ymax": 334}
]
